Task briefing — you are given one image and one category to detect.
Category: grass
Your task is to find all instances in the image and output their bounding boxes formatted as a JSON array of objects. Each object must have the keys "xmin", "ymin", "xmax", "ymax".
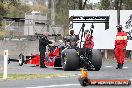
[{"xmin": 0, "ymin": 73, "xmax": 73, "ymax": 80}]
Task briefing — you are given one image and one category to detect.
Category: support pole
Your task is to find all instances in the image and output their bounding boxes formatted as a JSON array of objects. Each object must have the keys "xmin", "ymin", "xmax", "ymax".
[
  {"xmin": 117, "ymin": 0, "xmax": 122, "ymax": 25},
  {"xmin": 105, "ymin": 49, "xmax": 108, "ymax": 59},
  {"xmin": 3, "ymin": 50, "xmax": 8, "ymax": 79}
]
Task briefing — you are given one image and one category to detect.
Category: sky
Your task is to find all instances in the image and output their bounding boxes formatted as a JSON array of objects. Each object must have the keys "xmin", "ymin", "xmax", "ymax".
[{"xmin": 89, "ymin": 0, "xmax": 100, "ymax": 3}]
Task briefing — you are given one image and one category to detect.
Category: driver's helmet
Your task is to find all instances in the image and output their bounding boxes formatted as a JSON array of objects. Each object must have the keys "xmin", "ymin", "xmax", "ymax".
[
  {"xmin": 84, "ymin": 30, "xmax": 90, "ymax": 37},
  {"xmin": 116, "ymin": 25, "xmax": 123, "ymax": 32},
  {"xmin": 69, "ymin": 30, "xmax": 74, "ymax": 35},
  {"xmin": 85, "ymin": 30, "xmax": 90, "ymax": 34}
]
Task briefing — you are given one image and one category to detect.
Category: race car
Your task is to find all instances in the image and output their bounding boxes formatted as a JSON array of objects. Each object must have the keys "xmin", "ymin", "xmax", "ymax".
[
  {"xmin": 8, "ymin": 37, "xmax": 102, "ymax": 71},
  {"xmin": 8, "ymin": 28, "xmax": 102, "ymax": 71},
  {"xmin": 8, "ymin": 16, "xmax": 109, "ymax": 71}
]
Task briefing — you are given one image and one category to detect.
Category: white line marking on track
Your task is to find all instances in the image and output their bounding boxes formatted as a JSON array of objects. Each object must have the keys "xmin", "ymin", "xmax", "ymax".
[
  {"xmin": 74, "ymin": 74, "xmax": 81, "ymax": 76},
  {"xmin": 104, "ymin": 66, "xmax": 128, "ymax": 69},
  {"xmin": 25, "ymin": 84, "xmax": 80, "ymax": 88},
  {"xmin": 123, "ymin": 67, "xmax": 128, "ymax": 69},
  {"xmin": 59, "ymin": 76, "xmax": 67, "ymax": 78},
  {"xmin": 46, "ymin": 66, "xmax": 63, "ymax": 69},
  {"xmin": 105, "ymin": 66, "xmax": 113, "ymax": 67}
]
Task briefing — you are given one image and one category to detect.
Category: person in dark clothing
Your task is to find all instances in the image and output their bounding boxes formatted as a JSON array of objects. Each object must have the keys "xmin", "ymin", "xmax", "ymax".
[
  {"xmin": 69, "ymin": 30, "xmax": 79, "ymax": 48},
  {"xmin": 39, "ymin": 32, "xmax": 52, "ymax": 68}
]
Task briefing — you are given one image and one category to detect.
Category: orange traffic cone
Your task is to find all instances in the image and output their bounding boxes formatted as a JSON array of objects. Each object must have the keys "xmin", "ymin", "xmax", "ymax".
[{"xmin": 81, "ymin": 67, "xmax": 88, "ymax": 78}]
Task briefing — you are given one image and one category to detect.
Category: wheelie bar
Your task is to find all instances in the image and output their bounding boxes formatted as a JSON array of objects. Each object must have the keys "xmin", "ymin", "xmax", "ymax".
[
  {"xmin": 80, "ymin": 56, "xmax": 95, "ymax": 70},
  {"xmin": 8, "ymin": 58, "xmax": 19, "ymax": 64}
]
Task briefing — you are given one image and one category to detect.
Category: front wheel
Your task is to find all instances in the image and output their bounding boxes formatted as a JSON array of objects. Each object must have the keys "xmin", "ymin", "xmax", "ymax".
[{"xmin": 19, "ymin": 53, "xmax": 24, "ymax": 66}]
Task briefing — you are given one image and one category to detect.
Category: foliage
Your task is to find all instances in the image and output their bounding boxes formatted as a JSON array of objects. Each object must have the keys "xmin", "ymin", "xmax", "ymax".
[
  {"xmin": 100, "ymin": 0, "xmax": 110, "ymax": 10},
  {"xmin": 48, "ymin": 0, "xmax": 91, "ymax": 34},
  {"xmin": 122, "ymin": 0, "xmax": 132, "ymax": 10},
  {"xmin": 1, "ymin": 0, "xmax": 132, "ymax": 36},
  {"xmin": 100, "ymin": 0, "xmax": 132, "ymax": 10},
  {"xmin": 6, "ymin": 4, "xmax": 31, "ymax": 17},
  {"xmin": 0, "ymin": 0, "xmax": 19, "ymax": 28},
  {"xmin": 0, "ymin": 0, "xmax": 19, "ymax": 17},
  {"xmin": 31, "ymin": 3, "xmax": 48, "ymax": 13}
]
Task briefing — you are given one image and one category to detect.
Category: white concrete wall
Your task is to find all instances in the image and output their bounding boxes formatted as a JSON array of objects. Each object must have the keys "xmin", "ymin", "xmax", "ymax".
[{"xmin": 0, "ymin": 40, "xmax": 39, "ymax": 56}]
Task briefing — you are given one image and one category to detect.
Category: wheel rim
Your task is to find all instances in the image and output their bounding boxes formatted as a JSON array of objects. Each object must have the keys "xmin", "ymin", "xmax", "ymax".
[
  {"xmin": 61, "ymin": 53, "xmax": 67, "ymax": 65},
  {"xmin": 19, "ymin": 56, "xmax": 23, "ymax": 64},
  {"xmin": 19, "ymin": 58, "xmax": 22, "ymax": 64},
  {"xmin": 64, "ymin": 57, "xmax": 67, "ymax": 65}
]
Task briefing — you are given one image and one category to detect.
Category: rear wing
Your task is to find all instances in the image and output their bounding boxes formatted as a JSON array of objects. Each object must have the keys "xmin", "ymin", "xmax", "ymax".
[{"xmin": 69, "ymin": 16, "xmax": 110, "ymax": 30}]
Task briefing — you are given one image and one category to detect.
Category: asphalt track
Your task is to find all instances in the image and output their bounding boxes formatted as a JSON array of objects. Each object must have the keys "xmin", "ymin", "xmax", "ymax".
[{"xmin": 0, "ymin": 56, "xmax": 132, "ymax": 88}]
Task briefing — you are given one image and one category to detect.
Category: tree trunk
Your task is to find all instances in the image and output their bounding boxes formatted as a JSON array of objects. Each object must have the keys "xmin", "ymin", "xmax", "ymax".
[
  {"xmin": 79, "ymin": 0, "xmax": 83, "ymax": 10},
  {"xmin": 82, "ymin": 0, "xmax": 87, "ymax": 10},
  {"xmin": 114, "ymin": 0, "xmax": 119, "ymax": 10},
  {"xmin": 109, "ymin": 0, "xmax": 113, "ymax": 9}
]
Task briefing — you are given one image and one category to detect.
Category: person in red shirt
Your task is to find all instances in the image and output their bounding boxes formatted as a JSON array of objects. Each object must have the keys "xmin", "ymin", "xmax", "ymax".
[
  {"xmin": 115, "ymin": 25, "xmax": 128, "ymax": 69},
  {"xmin": 84, "ymin": 30, "xmax": 94, "ymax": 49}
]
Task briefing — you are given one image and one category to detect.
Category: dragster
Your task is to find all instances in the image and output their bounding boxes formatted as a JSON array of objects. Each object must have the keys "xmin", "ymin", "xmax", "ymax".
[{"xmin": 8, "ymin": 16, "xmax": 109, "ymax": 71}]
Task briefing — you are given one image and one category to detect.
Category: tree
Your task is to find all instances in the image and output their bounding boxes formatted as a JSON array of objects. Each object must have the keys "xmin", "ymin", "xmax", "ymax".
[
  {"xmin": 0, "ymin": 4, "xmax": 7, "ymax": 26},
  {"xmin": 78, "ymin": 0, "xmax": 88, "ymax": 10},
  {"xmin": 122, "ymin": 0, "xmax": 132, "ymax": 10},
  {"xmin": 100, "ymin": 0, "xmax": 110, "ymax": 10},
  {"xmin": 48, "ymin": 0, "xmax": 90, "ymax": 35},
  {"xmin": 50, "ymin": 0, "xmax": 76, "ymax": 30},
  {"xmin": 86, "ymin": 3, "xmax": 94, "ymax": 10},
  {"xmin": 6, "ymin": 4, "xmax": 31, "ymax": 17},
  {"xmin": 0, "ymin": 0, "xmax": 19, "ymax": 28},
  {"xmin": 31, "ymin": 1, "xmax": 48, "ymax": 13},
  {"xmin": 100, "ymin": 0, "xmax": 132, "ymax": 10}
]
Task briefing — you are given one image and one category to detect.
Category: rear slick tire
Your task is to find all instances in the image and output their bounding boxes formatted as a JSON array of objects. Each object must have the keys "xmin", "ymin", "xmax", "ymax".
[
  {"xmin": 61, "ymin": 49, "xmax": 79, "ymax": 71},
  {"xmin": 84, "ymin": 49, "xmax": 102, "ymax": 71}
]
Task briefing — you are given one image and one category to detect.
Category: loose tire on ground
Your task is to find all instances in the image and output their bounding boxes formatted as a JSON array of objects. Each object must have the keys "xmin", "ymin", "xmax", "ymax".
[
  {"xmin": 19, "ymin": 53, "xmax": 24, "ymax": 66},
  {"xmin": 61, "ymin": 49, "xmax": 79, "ymax": 71},
  {"xmin": 84, "ymin": 49, "xmax": 102, "ymax": 71}
]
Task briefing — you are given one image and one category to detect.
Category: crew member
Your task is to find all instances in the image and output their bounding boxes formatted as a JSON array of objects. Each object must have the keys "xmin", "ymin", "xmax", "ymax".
[
  {"xmin": 39, "ymin": 32, "xmax": 52, "ymax": 68},
  {"xmin": 115, "ymin": 25, "xmax": 128, "ymax": 69},
  {"xmin": 84, "ymin": 30, "xmax": 94, "ymax": 49},
  {"xmin": 69, "ymin": 30, "xmax": 79, "ymax": 48}
]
